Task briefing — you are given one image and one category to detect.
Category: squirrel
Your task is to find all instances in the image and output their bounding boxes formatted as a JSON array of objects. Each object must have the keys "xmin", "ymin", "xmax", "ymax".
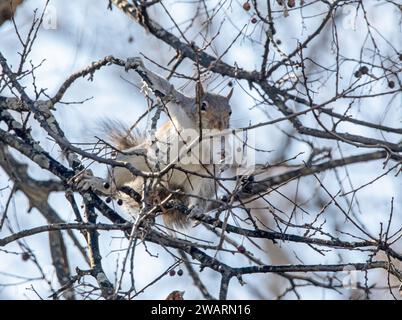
[{"xmin": 76, "ymin": 57, "xmax": 233, "ymax": 229}]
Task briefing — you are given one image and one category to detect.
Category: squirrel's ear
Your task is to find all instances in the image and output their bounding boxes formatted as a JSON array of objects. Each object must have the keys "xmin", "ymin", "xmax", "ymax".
[
  {"xmin": 226, "ymin": 87, "xmax": 234, "ymax": 101},
  {"xmin": 196, "ymin": 82, "xmax": 205, "ymax": 98}
]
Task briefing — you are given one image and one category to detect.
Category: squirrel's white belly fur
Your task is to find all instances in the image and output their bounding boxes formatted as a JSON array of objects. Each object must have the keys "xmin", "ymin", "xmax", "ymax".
[{"xmin": 112, "ymin": 109, "xmax": 217, "ymax": 214}]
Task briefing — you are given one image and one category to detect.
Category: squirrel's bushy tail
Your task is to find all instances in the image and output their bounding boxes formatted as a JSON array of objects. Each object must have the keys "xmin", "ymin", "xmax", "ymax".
[
  {"xmin": 97, "ymin": 119, "xmax": 190, "ymax": 229},
  {"xmin": 98, "ymin": 119, "xmax": 144, "ymax": 151}
]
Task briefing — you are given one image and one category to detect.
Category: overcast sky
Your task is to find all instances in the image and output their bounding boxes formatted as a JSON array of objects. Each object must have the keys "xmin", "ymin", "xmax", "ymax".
[{"xmin": 0, "ymin": 0, "xmax": 401, "ymax": 299}]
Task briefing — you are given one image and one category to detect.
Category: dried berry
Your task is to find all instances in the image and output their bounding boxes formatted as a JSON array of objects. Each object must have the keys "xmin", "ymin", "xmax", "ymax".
[
  {"xmin": 169, "ymin": 270, "xmax": 176, "ymax": 277},
  {"xmin": 251, "ymin": 16, "xmax": 257, "ymax": 24},
  {"xmin": 388, "ymin": 81, "xmax": 395, "ymax": 88},
  {"xmin": 117, "ymin": 199, "xmax": 123, "ymax": 206},
  {"xmin": 22, "ymin": 252, "xmax": 30, "ymax": 261},
  {"xmin": 177, "ymin": 269, "xmax": 184, "ymax": 276},
  {"xmin": 105, "ymin": 197, "xmax": 112, "ymax": 203},
  {"xmin": 288, "ymin": 0, "xmax": 296, "ymax": 8},
  {"xmin": 242, "ymin": 2, "xmax": 251, "ymax": 11},
  {"xmin": 399, "ymin": 54, "xmax": 402, "ymax": 61},
  {"xmin": 354, "ymin": 70, "xmax": 362, "ymax": 78},
  {"xmin": 237, "ymin": 245, "xmax": 246, "ymax": 253},
  {"xmin": 359, "ymin": 65, "xmax": 369, "ymax": 74},
  {"xmin": 276, "ymin": 39, "xmax": 282, "ymax": 45}
]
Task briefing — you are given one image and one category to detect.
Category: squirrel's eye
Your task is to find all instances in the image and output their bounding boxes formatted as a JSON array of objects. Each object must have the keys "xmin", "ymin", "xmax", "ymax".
[
  {"xmin": 201, "ymin": 102, "xmax": 207, "ymax": 111},
  {"xmin": 229, "ymin": 110, "xmax": 232, "ymax": 116}
]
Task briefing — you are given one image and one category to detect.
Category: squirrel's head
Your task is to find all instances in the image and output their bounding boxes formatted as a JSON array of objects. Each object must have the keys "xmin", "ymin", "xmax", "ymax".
[{"xmin": 195, "ymin": 83, "xmax": 233, "ymax": 131}]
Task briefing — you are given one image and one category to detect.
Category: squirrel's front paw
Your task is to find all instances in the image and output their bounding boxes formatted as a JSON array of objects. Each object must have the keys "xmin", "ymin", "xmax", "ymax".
[
  {"xmin": 125, "ymin": 57, "xmax": 144, "ymax": 71},
  {"xmin": 187, "ymin": 205, "xmax": 204, "ymax": 219},
  {"xmin": 187, "ymin": 205, "xmax": 205, "ymax": 228},
  {"xmin": 73, "ymin": 169, "xmax": 110, "ymax": 193}
]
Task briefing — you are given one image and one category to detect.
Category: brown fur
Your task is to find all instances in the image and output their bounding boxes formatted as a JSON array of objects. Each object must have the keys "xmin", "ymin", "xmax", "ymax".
[
  {"xmin": 99, "ymin": 119, "xmax": 142, "ymax": 151},
  {"xmin": 149, "ymin": 185, "xmax": 190, "ymax": 229}
]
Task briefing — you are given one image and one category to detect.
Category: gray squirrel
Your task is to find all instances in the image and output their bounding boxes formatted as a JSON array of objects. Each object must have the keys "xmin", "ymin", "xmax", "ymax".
[{"xmin": 76, "ymin": 57, "xmax": 233, "ymax": 228}]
